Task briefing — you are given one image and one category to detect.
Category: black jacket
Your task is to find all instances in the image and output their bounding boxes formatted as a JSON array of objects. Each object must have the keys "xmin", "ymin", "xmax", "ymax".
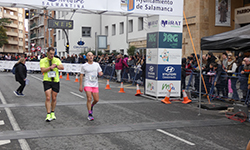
[
  {"xmin": 214, "ymin": 64, "xmax": 226, "ymax": 84},
  {"xmin": 15, "ymin": 63, "xmax": 27, "ymax": 82}
]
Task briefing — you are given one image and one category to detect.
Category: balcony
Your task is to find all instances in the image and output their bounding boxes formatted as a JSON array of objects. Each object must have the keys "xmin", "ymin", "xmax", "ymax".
[
  {"xmin": 5, "ymin": 23, "xmax": 18, "ymax": 28},
  {"xmin": 6, "ymin": 31, "xmax": 18, "ymax": 36},
  {"xmin": 54, "ymin": 42, "xmax": 56, "ymax": 47},
  {"xmin": 19, "ymin": 41, "xmax": 24, "ymax": 46},
  {"xmin": 4, "ymin": 13, "xmax": 17, "ymax": 20},
  {"xmin": 4, "ymin": 48, "xmax": 19, "ymax": 53},
  {"xmin": 19, "ymin": 33, "xmax": 24, "ymax": 38},
  {"xmin": 30, "ymin": 33, "xmax": 37, "ymax": 39},
  {"xmin": 38, "ymin": 32, "xmax": 44, "ymax": 38},
  {"xmin": 5, "ymin": 7, "xmax": 18, "ymax": 11},
  {"xmin": 30, "ymin": 23, "xmax": 37, "ymax": 30},
  {"xmin": 19, "ymin": 25, "xmax": 24, "ymax": 30},
  {"xmin": 38, "ymin": 21, "xmax": 44, "ymax": 27},
  {"xmin": 8, "ymin": 40, "xmax": 18, "ymax": 45}
]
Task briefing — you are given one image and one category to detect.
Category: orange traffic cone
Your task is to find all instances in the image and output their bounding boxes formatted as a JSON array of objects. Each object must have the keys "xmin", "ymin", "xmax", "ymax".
[
  {"xmin": 105, "ymin": 80, "xmax": 111, "ymax": 90},
  {"xmin": 59, "ymin": 72, "xmax": 63, "ymax": 79},
  {"xmin": 135, "ymin": 84, "xmax": 143, "ymax": 96},
  {"xmin": 118, "ymin": 82, "xmax": 125, "ymax": 93},
  {"xmin": 74, "ymin": 74, "xmax": 79, "ymax": 82},
  {"xmin": 161, "ymin": 90, "xmax": 171, "ymax": 104},
  {"xmin": 182, "ymin": 90, "xmax": 192, "ymax": 104},
  {"xmin": 66, "ymin": 73, "xmax": 70, "ymax": 81},
  {"xmin": 42, "ymin": 73, "xmax": 44, "ymax": 76}
]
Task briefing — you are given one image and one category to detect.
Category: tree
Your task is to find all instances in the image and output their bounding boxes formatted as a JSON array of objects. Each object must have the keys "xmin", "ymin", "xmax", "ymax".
[
  {"xmin": 0, "ymin": 18, "xmax": 10, "ymax": 48},
  {"xmin": 127, "ymin": 46, "xmax": 136, "ymax": 56}
]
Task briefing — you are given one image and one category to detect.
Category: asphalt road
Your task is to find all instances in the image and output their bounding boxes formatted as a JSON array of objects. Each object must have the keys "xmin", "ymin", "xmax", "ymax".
[{"xmin": 0, "ymin": 72, "xmax": 249, "ymax": 150}]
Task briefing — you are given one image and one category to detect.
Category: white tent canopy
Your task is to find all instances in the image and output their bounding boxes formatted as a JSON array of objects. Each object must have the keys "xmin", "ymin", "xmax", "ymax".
[{"xmin": 0, "ymin": 0, "xmax": 183, "ymax": 17}]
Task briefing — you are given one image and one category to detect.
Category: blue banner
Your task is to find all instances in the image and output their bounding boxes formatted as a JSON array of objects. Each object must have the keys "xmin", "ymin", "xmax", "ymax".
[{"xmin": 157, "ymin": 65, "xmax": 181, "ymax": 80}]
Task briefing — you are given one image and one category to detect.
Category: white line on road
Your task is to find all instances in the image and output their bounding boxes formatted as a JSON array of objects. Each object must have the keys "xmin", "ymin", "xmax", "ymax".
[
  {"xmin": 0, "ymin": 140, "xmax": 11, "ymax": 146},
  {"xmin": 156, "ymin": 129, "xmax": 195, "ymax": 146},
  {"xmin": 30, "ymin": 75, "xmax": 43, "ymax": 81},
  {"xmin": 0, "ymin": 91, "xmax": 31, "ymax": 150},
  {"xmin": 0, "ymin": 120, "xmax": 4, "ymax": 125},
  {"xmin": 70, "ymin": 92, "xmax": 84, "ymax": 99}
]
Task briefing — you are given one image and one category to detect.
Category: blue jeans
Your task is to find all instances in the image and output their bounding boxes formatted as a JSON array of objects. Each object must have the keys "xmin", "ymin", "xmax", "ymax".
[{"xmin": 231, "ymin": 77, "xmax": 239, "ymax": 100}]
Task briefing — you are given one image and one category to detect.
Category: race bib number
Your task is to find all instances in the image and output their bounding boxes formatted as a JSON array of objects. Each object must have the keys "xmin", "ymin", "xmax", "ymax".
[
  {"xmin": 89, "ymin": 75, "xmax": 97, "ymax": 82},
  {"xmin": 48, "ymin": 71, "xmax": 56, "ymax": 78}
]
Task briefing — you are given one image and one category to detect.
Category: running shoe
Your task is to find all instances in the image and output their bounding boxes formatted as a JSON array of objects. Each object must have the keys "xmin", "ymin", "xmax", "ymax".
[
  {"xmin": 50, "ymin": 112, "xmax": 56, "ymax": 120},
  {"xmin": 13, "ymin": 91, "xmax": 20, "ymax": 97},
  {"xmin": 45, "ymin": 114, "xmax": 52, "ymax": 122},
  {"xmin": 87, "ymin": 114, "xmax": 94, "ymax": 121},
  {"xmin": 19, "ymin": 93, "xmax": 25, "ymax": 96}
]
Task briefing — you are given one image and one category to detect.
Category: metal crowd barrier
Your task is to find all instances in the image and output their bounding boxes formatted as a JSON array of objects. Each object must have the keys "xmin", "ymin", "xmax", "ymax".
[
  {"xmin": 100, "ymin": 64, "xmax": 143, "ymax": 85},
  {"xmin": 186, "ymin": 70, "xmax": 249, "ymax": 105}
]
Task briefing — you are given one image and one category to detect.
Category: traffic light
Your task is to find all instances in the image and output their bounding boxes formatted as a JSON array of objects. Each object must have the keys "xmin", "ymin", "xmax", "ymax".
[
  {"xmin": 66, "ymin": 43, "xmax": 69, "ymax": 54},
  {"xmin": 25, "ymin": 10, "xmax": 29, "ymax": 19}
]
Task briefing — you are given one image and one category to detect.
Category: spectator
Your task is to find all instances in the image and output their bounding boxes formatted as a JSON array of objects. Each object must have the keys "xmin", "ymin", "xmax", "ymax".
[
  {"xmin": 5, "ymin": 53, "xmax": 11, "ymax": 60},
  {"xmin": 241, "ymin": 58, "xmax": 250, "ymax": 102},
  {"xmin": 78, "ymin": 55, "xmax": 85, "ymax": 64},
  {"xmin": 74, "ymin": 54, "xmax": 78, "ymax": 63},
  {"xmin": 127, "ymin": 55, "xmax": 135, "ymax": 67},
  {"xmin": 115, "ymin": 53, "xmax": 128, "ymax": 83},
  {"xmin": 65, "ymin": 54, "xmax": 71, "ymax": 63},
  {"xmin": 221, "ymin": 52, "xmax": 228, "ymax": 71},
  {"xmin": 227, "ymin": 53, "xmax": 238, "ymax": 100},
  {"xmin": 203, "ymin": 52, "xmax": 216, "ymax": 72},
  {"xmin": 13, "ymin": 58, "xmax": 27, "ymax": 96},
  {"xmin": 212, "ymin": 63, "xmax": 227, "ymax": 97}
]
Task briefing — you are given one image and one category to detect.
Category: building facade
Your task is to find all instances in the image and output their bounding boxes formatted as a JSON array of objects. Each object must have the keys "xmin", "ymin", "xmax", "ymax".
[
  {"xmin": 0, "ymin": 7, "xmax": 25, "ymax": 54},
  {"xmin": 55, "ymin": 0, "xmax": 250, "ymax": 57},
  {"xmin": 29, "ymin": 9, "xmax": 56, "ymax": 54}
]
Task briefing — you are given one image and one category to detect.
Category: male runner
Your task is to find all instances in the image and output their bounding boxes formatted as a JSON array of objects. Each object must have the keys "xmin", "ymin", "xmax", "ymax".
[
  {"xmin": 79, "ymin": 52, "xmax": 103, "ymax": 121},
  {"xmin": 40, "ymin": 47, "xmax": 64, "ymax": 122}
]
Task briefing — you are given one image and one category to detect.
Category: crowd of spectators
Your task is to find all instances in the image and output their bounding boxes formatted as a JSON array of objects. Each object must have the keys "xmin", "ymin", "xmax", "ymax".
[
  {"xmin": 0, "ymin": 52, "xmax": 146, "ymax": 84},
  {"xmin": 182, "ymin": 51, "xmax": 248, "ymax": 102}
]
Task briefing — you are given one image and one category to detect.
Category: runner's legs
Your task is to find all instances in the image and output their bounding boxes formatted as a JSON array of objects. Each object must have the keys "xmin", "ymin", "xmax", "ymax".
[
  {"xmin": 45, "ymin": 89, "xmax": 52, "ymax": 113},
  {"xmin": 51, "ymin": 90, "xmax": 58, "ymax": 112}
]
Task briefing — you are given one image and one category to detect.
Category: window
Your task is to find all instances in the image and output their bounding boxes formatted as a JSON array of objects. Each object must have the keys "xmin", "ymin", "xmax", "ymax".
[
  {"xmin": 10, "ymin": 11, "xmax": 14, "ymax": 15},
  {"xmin": 63, "ymin": 52, "xmax": 65, "ymax": 57},
  {"xmin": 58, "ymin": 11, "xmax": 60, "ymax": 18},
  {"xmin": 58, "ymin": 30, "xmax": 60, "ymax": 40},
  {"xmin": 4, "ymin": 9, "xmax": 6, "ymax": 13},
  {"xmin": 82, "ymin": 27, "xmax": 91, "ymax": 37},
  {"xmin": 128, "ymin": 20, "xmax": 133, "ymax": 33},
  {"xmin": 11, "ymin": 29, "xmax": 15, "ymax": 32},
  {"xmin": 120, "ymin": 49, "xmax": 124, "ymax": 54},
  {"xmin": 112, "ymin": 24, "xmax": 116, "ymax": 36},
  {"xmin": 138, "ymin": 17, "xmax": 143, "ymax": 31},
  {"xmin": 105, "ymin": 26, "xmax": 108, "ymax": 36},
  {"xmin": 112, "ymin": 50, "xmax": 116, "ymax": 53},
  {"xmin": 18, "ymin": 13, "xmax": 22, "ymax": 17},
  {"xmin": 62, "ymin": 11, "xmax": 64, "ymax": 17},
  {"xmin": 19, "ymin": 30, "xmax": 22, "ymax": 33},
  {"xmin": 120, "ymin": 22, "xmax": 124, "ymax": 34}
]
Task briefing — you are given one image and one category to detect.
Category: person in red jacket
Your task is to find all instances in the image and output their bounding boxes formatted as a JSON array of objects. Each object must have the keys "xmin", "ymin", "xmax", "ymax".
[{"xmin": 115, "ymin": 54, "xmax": 128, "ymax": 83}]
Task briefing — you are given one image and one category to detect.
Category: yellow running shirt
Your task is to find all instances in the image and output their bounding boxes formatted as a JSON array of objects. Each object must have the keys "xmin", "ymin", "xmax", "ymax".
[{"xmin": 40, "ymin": 57, "xmax": 62, "ymax": 82}]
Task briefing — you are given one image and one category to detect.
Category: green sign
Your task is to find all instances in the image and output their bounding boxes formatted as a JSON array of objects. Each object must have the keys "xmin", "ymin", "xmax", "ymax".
[
  {"xmin": 147, "ymin": 32, "xmax": 158, "ymax": 48},
  {"xmin": 159, "ymin": 32, "xmax": 182, "ymax": 49},
  {"xmin": 48, "ymin": 19, "xmax": 73, "ymax": 29}
]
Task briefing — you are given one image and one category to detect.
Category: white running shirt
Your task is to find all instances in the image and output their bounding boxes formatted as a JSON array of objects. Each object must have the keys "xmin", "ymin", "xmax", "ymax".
[{"xmin": 80, "ymin": 62, "xmax": 102, "ymax": 87}]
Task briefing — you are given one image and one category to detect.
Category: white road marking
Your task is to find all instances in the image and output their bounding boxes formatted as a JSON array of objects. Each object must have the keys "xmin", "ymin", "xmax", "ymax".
[
  {"xmin": 0, "ymin": 140, "xmax": 11, "ymax": 146},
  {"xmin": 70, "ymin": 92, "xmax": 84, "ymax": 98},
  {"xmin": 157, "ymin": 129, "xmax": 195, "ymax": 146},
  {"xmin": 30, "ymin": 75, "xmax": 43, "ymax": 81},
  {"xmin": 0, "ymin": 120, "xmax": 4, "ymax": 125},
  {"xmin": 0, "ymin": 91, "xmax": 31, "ymax": 150}
]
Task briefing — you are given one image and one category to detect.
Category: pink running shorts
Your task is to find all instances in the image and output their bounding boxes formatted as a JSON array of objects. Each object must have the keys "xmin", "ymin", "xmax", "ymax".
[{"xmin": 84, "ymin": 86, "xmax": 99, "ymax": 93}]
